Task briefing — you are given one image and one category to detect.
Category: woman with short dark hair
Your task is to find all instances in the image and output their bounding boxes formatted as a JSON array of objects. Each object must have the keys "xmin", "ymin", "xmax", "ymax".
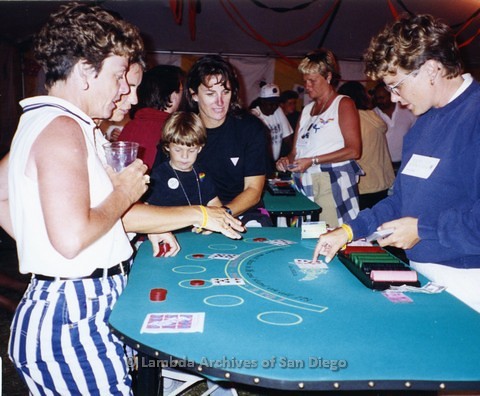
[{"xmin": 184, "ymin": 55, "xmax": 272, "ymax": 227}]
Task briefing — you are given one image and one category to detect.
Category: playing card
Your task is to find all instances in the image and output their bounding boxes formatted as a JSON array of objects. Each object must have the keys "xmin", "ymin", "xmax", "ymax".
[
  {"xmin": 294, "ymin": 258, "xmax": 328, "ymax": 269},
  {"xmin": 366, "ymin": 228, "xmax": 394, "ymax": 242},
  {"xmin": 208, "ymin": 253, "xmax": 240, "ymax": 260},
  {"xmin": 263, "ymin": 239, "xmax": 296, "ymax": 246},
  {"xmin": 210, "ymin": 277, "xmax": 245, "ymax": 286},
  {"xmin": 422, "ymin": 282, "xmax": 446, "ymax": 293}
]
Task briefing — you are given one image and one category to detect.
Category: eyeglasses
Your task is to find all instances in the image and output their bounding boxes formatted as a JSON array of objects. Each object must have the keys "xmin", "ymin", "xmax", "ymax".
[{"xmin": 386, "ymin": 69, "xmax": 420, "ymax": 96}]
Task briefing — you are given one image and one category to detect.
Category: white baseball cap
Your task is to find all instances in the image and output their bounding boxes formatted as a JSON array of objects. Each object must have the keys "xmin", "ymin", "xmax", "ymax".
[{"xmin": 260, "ymin": 83, "xmax": 280, "ymax": 100}]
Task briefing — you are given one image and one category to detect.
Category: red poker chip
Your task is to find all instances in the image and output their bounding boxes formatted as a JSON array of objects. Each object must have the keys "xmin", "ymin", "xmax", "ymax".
[
  {"xmin": 150, "ymin": 288, "xmax": 167, "ymax": 301},
  {"xmin": 253, "ymin": 237, "xmax": 267, "ymax": 242},
  {"xmin": 192, "ymin": 253, "xmax": 205, "ymax": 258},
  {"xmin": 156, "ymin": 243, "xmax": 171, "ymax": 257},
  {"xmin": 190, "ymin": 279, "xmax": 205, "ymax": 286}
]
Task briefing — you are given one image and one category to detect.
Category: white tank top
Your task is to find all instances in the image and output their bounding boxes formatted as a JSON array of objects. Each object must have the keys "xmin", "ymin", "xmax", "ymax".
[
  {"xmin": 296, "ymin": 95, "xmax": 350, "ymax": 173},
  {"xmin": 9, "ymin": 96, "xmax": 132, "ymax": 277}
]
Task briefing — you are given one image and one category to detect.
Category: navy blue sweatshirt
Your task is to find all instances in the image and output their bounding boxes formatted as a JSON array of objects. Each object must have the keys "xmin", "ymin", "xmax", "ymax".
[{"xmin": 350, "ymin": 79, "xmax": 480, "ymax": 269}]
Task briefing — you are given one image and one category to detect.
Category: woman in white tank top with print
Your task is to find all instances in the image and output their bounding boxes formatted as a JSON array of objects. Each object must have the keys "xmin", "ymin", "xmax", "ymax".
[{"xmin": 276, "ymin": 49, "xmax": 363, "ymax": 227}]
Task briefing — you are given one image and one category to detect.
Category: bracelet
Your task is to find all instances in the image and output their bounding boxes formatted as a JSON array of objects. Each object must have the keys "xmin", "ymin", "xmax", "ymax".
[
  {"xmin": 199, "ymin": 205, "xmax": 208, "ymax": 229},
  {"xmin": 340, "ymin": 223, "xmax": 353, "ymax": 243}
]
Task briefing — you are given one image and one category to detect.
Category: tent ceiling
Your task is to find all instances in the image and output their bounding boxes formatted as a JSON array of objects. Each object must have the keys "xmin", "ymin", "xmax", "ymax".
[{"xmin": 1, "ymin": 0, "xmax": 479, "ymax": 67}]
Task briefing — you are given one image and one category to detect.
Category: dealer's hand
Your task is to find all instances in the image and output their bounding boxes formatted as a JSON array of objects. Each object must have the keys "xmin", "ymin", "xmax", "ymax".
[
  {"xmin": 312, "ymin": 227, "xmax": 349, "ymax": 263},
  {"xmin": 376, "ymin": 217, "xmax": 420, "ymax": 250}
]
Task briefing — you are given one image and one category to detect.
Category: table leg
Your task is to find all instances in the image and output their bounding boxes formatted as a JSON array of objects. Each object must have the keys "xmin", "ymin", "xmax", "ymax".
[
  {"xmin": 270, "ymin": 214, "xmax": 279, "ymax": 227},
  {"xmin": 135, "ymin": 352, "xmax": 161, "ymax": 396}
]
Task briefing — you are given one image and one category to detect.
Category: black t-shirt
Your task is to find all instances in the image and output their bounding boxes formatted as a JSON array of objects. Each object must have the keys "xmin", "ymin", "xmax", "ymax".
[
  {"xmin": 147, "ymin": 161, "xmax": 217, "ymax": 206},
  {"xmin": 196, "ymin": 113, "xmax": 268, "ymax": 204}
]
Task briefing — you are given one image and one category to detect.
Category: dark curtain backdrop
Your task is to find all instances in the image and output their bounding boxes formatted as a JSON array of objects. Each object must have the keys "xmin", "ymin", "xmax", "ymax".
[{"xmin": 0, "ymin": 41, "xmax": 22, "ymax": 156}]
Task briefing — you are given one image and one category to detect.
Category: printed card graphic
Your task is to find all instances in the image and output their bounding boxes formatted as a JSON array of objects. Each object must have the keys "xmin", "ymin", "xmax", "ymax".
[
  {"xmin": 141, "ymin": 313, "xmax": 205, "ymax": 333},
  {"xmin": 382, "ymin": 291, "xmax": 413, "ymax": 304}
]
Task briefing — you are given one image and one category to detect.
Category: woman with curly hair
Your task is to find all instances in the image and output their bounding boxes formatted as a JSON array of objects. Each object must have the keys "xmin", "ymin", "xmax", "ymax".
[
  {"xmin": 1, "ymin": 3, "xmax": 242, "ymax": 394},
  {"xmin": 313, "ymin": 14, "xmax": 480, "ymax": 313}
]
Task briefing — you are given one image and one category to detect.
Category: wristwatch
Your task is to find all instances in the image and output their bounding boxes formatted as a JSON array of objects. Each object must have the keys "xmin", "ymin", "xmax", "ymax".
[{"xmin": 222, "ymin": 205, "xmax": 233, "ymax": 215}]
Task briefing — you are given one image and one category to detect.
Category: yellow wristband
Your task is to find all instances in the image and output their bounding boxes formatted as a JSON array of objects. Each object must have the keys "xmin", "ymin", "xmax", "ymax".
[
  {"xmin": 341, "ymin": 223, "xmax": 353, "ymax": 243},
  {"xmin": 199, "ymin": 205, "xmax": 208, "ymax": 229}
]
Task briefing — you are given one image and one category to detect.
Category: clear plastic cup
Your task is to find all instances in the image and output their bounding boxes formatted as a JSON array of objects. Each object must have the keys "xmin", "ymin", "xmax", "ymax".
[{"xmin": 103, "ymin": 141, "xmax": 139, "ymax": 172}]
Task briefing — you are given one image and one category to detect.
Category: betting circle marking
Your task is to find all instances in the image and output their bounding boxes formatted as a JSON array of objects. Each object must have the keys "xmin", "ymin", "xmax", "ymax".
[
  {"xmin": 208, "ymin": 244, "xmax": 238, "ymax": 251},
  {"xmin": 172, "ymin": 265, "xmax": 207, "ymax": 274},
  {"xmin": 204, "ymin": 294, "xmax": 244, "ymax": 307},
  {"xmin": 257, "ymin": 311, "xmax": 303, "ymax": 326}
]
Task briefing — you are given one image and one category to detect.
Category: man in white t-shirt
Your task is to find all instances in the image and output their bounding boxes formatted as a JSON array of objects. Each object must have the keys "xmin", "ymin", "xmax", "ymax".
[
  {"xmin": 251, "ymin": 83, "xmax": 294, "ymax": 176},
  {"xmin": 373, "ymin": 83, "xmax": 417, "ymax": 173}
]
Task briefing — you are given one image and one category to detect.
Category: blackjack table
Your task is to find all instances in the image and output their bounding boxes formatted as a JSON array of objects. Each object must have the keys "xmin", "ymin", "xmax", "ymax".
[
  {"xmin": 109, "ymin": 228, "xmax": 480, "ymax": 393},
  {"xmin": 262, "ymin": 190, "xmax": 321, "ymax": 225}
]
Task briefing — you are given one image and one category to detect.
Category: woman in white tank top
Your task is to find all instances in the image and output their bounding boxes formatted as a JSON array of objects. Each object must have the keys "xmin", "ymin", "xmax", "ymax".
[{"xmin": 276, "ymin": 48, "xmax": 362, "ymax": 227}]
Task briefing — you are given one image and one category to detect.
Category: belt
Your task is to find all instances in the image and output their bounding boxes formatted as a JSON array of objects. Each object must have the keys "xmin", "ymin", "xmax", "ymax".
[{"xmin": 33, "ymin": 261, "xmax": 130, "ymax": 281}]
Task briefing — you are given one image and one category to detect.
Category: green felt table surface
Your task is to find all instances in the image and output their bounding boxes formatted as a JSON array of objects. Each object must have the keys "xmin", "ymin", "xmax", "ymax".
[
  {"xmin": 109, "ymin": 228, "xmax": 480, "ymax": 392},
  {"xmin": 262, "ymin": 190, "xmax": 321, "ymax": 216}
]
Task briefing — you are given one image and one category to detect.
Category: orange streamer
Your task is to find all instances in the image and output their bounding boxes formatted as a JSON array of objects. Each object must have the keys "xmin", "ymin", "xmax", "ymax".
[
  {"xmin": 169, "ymin": 0, "xmax": 183, "ymax": 25},
  {"xmin": 387, "ymin": 0, "xmax": 400, "ymax": 20}
]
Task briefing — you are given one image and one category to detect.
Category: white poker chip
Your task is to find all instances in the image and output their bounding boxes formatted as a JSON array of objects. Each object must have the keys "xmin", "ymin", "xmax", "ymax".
[{"xmin": 168, "ymin": 177, "xmax": 179, "ymax": 189}]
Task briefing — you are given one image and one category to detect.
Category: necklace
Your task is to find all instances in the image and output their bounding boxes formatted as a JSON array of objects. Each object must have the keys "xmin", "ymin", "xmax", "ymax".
[
  {"xmin": 93, "ymin": 123, "xmax": 102, "ymax": 155},
  {"xmin": 170, "ymin": 162, "xmax": 203, "ymax": 206},
  {"xmin": 307, "ymin": 90, "xmax": 335, "ymax": 132}
]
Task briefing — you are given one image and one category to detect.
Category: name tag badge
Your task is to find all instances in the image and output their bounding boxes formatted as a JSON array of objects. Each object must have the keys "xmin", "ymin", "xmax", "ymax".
[{"xmin": 402, "ymin": 154, "xmax": 440, "ymax": 179}]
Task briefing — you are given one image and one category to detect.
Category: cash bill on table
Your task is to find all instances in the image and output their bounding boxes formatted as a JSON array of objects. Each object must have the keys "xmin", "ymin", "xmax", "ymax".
[{"xmin": 388, "ymin": 281, "xmax": 446, "ymax": 294}]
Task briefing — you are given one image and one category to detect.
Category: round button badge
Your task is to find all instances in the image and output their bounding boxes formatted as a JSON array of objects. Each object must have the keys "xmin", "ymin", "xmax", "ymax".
[{"xmin": 168, "ymin": 178, "xmax": 179, "ymax": 189}]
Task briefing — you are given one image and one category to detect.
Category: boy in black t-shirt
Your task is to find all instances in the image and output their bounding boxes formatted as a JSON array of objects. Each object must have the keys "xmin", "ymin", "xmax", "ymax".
[{"xmin": 148, "ymin": 112, "xmax": 221, "ymax": 231}]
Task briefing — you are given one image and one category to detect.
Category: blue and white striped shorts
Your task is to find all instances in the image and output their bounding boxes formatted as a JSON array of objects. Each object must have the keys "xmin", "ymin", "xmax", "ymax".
[{"xmin": 9, "ymin": 274, "xmax": 132, "ymax": 395}]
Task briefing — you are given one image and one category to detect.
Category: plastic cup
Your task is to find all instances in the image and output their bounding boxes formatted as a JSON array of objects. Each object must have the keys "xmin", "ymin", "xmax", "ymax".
[{"xmin": 103, "ymin": 141, "xmax": 139, "ymax": 172}]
